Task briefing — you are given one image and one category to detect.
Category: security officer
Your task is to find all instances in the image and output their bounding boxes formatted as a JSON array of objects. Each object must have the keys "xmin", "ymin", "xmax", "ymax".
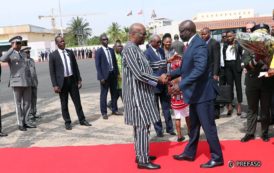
[
  {"xmin": 22, "ymin": 46, "xmax": 39, "ymax": 121},
  {"xmin": 0, "ymin": 36, "xmax": 36, "ymax": 131},
  {"xmin": 240, "ymin": 24, "xmax": 274, "ymax": 142}
]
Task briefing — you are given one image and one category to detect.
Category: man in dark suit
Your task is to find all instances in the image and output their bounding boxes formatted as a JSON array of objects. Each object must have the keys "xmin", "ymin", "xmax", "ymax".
[
  {"xmin": 200, "ymin": 27, "xmax": 221, "ymax": 118},
  {"xmin": 169, "ymin": 20, "xmax": 223, "ymax": 168},
  {"xmin": 95, "ymin": 34, "xmax": 121, "ymax": 120},
  {"xmin": 144, "ymin": 34, "xmax": 175, "ymax": 137},
  {"xmin": 49, "ymin": 36, "xmax": 91, "ymax": 130}
]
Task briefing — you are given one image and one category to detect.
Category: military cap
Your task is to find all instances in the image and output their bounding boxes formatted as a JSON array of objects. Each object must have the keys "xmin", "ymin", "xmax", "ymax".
[
  {"xmin": 9, "ymin": 36, "xmax": 22, "ymax": 43},
  {"xmin": 21, "ymin": 46, "xmax": 31, "ymax": 52},
  {"xmin": 251, "ymin": 23, "xmax": 270, "ymax": 32}
]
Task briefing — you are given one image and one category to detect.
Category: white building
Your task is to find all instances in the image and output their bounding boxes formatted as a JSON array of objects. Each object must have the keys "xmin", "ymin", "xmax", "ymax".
[
  {"xmin": 192, "ymin": 9, "xmax": 255, "ymax": 22},
  {"xmin": 0, "ymin": 25, "xmax": 56, "ymax": 61}
]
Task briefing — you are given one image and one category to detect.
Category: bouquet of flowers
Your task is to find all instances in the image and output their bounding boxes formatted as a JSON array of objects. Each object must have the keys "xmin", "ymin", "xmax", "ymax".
[{"xmin": 236, "ymin": 31, "xmax": 274, "ymax": 67}]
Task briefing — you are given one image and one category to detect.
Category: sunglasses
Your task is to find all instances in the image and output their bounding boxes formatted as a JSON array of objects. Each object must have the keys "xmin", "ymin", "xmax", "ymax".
[
  {"xmin": 15, "ymin": 42, "xmax": 22, "ymax": 45},
  {"xmin": 102, "ymin": 38, "xmax": 108, "ymax": 41}
]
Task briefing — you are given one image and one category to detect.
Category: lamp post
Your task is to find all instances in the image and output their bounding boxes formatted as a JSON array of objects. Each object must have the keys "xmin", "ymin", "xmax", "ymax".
[{"xmin": 58, "ymin": 0, "xmax": 64, "ymax": 37}]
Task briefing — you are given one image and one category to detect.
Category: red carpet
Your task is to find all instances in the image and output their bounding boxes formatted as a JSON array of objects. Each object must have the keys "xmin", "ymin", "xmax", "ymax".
[{"xmin": 0, "ymin": 139, "xmax": 273, "ymax": 173}]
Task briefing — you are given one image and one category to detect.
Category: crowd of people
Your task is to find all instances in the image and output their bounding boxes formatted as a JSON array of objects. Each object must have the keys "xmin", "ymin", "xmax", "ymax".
[{"xmin": 1, "ymin": 19, "xmax": 274, "ymax": 170}]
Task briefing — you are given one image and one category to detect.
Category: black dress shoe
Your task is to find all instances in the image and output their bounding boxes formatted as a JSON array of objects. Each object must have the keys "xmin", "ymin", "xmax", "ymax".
[
  {"xmin": 24, "ymin": 123, "xmax": 37, "ymax": 128},
  {"xmin": 80, "ymin": 120, "xmax": 92, "ymax": 126},
  {"xmin": 65, "ymin": 124, "xmax": 72, "ymax": 130},
  {"xmin": 102, "ymin": 114, "xmax": 108, "ymax": 120},
  {"xmin": 261, "ymin": 134, "xmax": 269, "ymax": 142},
  {"xmin": 112, "ymin": 111, "xmax": 123, "ymax": 115},
  {"xmin": 200, "ymin": 160, "xmax": 224, "ymax": 168},
  {"xmin": 135, "ymin": 156, "xmax": 157, "ymax": 163},
  {"xmin": 177, "ymin": 136, "xmax": 185, "ymax": 142},
  {"xmin": 0, "ymin": 132, "xmax": 8, "ymax": 137},
  {"xmin": 137, "ymin": 162, "xmax": 161, "ymax": 169},
  {"xmin": 227, "ymin": 110, "xmax": 232, "ymax": 116},
  {"xmin": 240, "ymin": 134, "xmax": 255, "ymax": 142},
  {"xmin": 157, "ymin": 133, "xmax": 164, "ymax": 137},
  {"xmin": 18, "ymin": 126, "xmax": 27, "ymax": 131},
  {"xmin": 168, "ymin": 131, "xmax": 176, "ymax": 136},
  {"xmin": 173, "ymin": 154, "xmax": 194, "ymax": 161}
]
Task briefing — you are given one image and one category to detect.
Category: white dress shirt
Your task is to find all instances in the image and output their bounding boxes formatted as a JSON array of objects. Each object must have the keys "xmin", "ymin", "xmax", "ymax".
[
  {"xmin": 225, "ymin": 45, "xmax": 236, "ymax": 61},
  {"xmin": 150, "ymin": 45, "xmax": 162, "ymax": 60},
  {"xmin": 58, "ymin": 49, "xmax": 73, "ymax": 77}
]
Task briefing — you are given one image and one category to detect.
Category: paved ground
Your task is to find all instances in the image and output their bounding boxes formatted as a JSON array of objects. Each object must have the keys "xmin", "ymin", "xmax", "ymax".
[{"xmin": 1, "ymin": 59, "xmax": 274, "ymax": 148}]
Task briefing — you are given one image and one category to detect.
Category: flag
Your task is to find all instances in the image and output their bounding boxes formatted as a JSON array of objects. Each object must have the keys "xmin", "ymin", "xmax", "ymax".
[
  {"xmin": 137, "ymin": 10, "xmax": 143, "ymax": 15},
  {"xmin": 151, "ymin": 10, "xmax": 157, "ymax": 18},
  {"xmin": 127, "ymin": 10, "xmax": 132, "ymax": 16}
]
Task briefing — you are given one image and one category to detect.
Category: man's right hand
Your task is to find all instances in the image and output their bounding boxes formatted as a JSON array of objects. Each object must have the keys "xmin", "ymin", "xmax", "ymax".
[
  {"xmin": 158, "ymin": 74, "xmax": 168, "ymax": 84},
  {"xmin": 100, "ymin": 80, "xmax": 106, "ymax": 85},
  {"xmin": 53, "ymin": 86, "xmax": 61, "ymax": 93}
]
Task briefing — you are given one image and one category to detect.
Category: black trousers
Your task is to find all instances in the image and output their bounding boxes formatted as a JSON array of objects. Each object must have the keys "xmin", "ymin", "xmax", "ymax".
[
  {"xmin": 245, "ymin": 75, "xmax": 272, "ymax": 136},
  {"xmin": 59, "ymin": 76, "xmax": 86, "ymax": 124},
  {"xmin": 100, "ymin": 72, "xmax": 118, "ymax": 115},
  {"xmin": 225, "ymin": 61, "xmax": 242, "ymax": 103}
]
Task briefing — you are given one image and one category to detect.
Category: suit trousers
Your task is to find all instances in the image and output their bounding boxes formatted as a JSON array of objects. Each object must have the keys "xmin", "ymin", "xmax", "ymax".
[
  {"xmin": 245, "ymin": 76, "xmax": 271, "ymax": 136},
  {"xmin": 225, "ymin": 61, "xmax": 242, "ymax": 103},
  {"xmin": 12, "ymin": 87, "xmax": 31, "ymax": 126},
  {"xmin": 59, "ymin": 76, "xmax": 86, "ymax": 124},
  {"xmin": 134, "ymin": 125, "xmax": 150, "ymax": 163},
  {"xmin": 183, "ymin": 100, "xmax": 223, "ymax": 162},
  {"xmin": 30, "ymin": 87, "xmax": 37, "ymax": 116},
  {"xmin": 153, "ymin": 91, "xmax": 174, "ymax": 135},
  {"xmin": 100, "ymin": 71, "xmax": 118, "ymax": 115}
]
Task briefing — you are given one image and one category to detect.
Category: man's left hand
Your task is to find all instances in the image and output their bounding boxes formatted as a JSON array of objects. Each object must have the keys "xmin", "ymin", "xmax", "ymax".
[{"xmin": 78, "ymin": 81, "xmax": 82, "ymax": 89}]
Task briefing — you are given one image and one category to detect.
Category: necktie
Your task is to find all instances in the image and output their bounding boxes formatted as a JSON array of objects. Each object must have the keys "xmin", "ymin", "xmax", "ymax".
[
  {"xmin": 183, "ymin": 43, "xmax": 189, "ymax": 53},
  {"xmin": 106, "ymin": 48, "xmax": 113, "ymax": 71},
  {"xmin": 62, "ymin": 50, "xmax": 70, "ymax": 76}
]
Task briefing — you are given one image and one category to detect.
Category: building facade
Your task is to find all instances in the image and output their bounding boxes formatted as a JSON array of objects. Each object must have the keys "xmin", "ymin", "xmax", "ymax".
[{"xmin": 0, "ymin": 25, "xmax": 56, "ymax": 60}]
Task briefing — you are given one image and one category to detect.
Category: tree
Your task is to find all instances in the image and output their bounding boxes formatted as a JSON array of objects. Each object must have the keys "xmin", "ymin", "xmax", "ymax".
[
  {"xmin": 121, "ymin": 27, "xmax": 129, "ymax": 42},
  {"xmin": 66, "ymin": 16, "xmax": 92, "ymax": 46},
  {"xmin": 87, "ymin": 36, "xmax": 101, "ymax": 45},
  {"xmin": 106, "ymin": 22, "xmax": 123, "ymax": 43}
]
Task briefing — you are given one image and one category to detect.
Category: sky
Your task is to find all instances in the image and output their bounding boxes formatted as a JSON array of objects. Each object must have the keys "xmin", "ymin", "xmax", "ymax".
[{"xmin": 0, "ymin": 0, "xmax": 273, "ymax": 36}]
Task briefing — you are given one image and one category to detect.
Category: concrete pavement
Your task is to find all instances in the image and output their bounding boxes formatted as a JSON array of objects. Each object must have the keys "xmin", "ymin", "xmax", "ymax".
[{"xmin": 1, "ymin": 59, "xmax": 274, "ymax": 148}]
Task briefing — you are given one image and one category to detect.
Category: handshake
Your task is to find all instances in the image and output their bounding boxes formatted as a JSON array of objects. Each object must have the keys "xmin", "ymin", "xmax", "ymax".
[{"xmin": 158, "ymin": 73, "xmax": 170, "ymax": 84}]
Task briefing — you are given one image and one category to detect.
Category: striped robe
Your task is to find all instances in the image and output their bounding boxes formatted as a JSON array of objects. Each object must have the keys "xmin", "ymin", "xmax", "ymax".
[{"xmin": 122, "ymin": 41, "xmax": 160, "ymax": 127}]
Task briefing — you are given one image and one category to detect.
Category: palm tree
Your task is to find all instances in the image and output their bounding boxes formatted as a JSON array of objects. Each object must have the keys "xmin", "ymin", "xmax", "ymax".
[
  {"xmin": 67, "ymin": 16, "xmax": 92, "ymax": 46},
  {"xmin": 106, "ymin": 22, "xmax": 123, "ymax": 43},
  {"xmin": 121, "ymin": 27, "xmax": 129, "ymax": 42}
]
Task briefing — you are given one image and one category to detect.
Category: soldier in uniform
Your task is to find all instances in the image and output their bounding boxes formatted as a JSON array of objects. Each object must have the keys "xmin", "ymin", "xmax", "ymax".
[
  {"xmin": 22, "ymin": 47, "xmax": 39, "ymax": 121},
  {"xmin": 240, "ymin": 24, "xmax": 273, "ymax": 142},
  {"xmin": 0, "ymin": 36, "xmax": 36, "ymax": 131},
  {"xmin": 0, "ymin": 61, "xmax": 8, "ymax": 136}
]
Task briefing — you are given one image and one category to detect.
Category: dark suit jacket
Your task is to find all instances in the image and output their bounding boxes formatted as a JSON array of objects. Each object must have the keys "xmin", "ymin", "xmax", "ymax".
[
  {"xmin": 95, "ymin": 47, "xmax": 118, "ymax": 81},
  {"xmin": 144, "ymin": 46, "xmax": 166, "ymax": 93},
  {"xmin": 223, "ymin": 41, "xmax": 243, "ymax": 72},
  {"xmin": 207, "ymin": 38, "xmax": 220, "ymax": 76},
  {"xmin": 49, "ymin": 49, "xmax": 82, "ymax": 89},
  {"xmin": 170, "ymin": 35, "xmax": 218, "ymax": 104}
]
